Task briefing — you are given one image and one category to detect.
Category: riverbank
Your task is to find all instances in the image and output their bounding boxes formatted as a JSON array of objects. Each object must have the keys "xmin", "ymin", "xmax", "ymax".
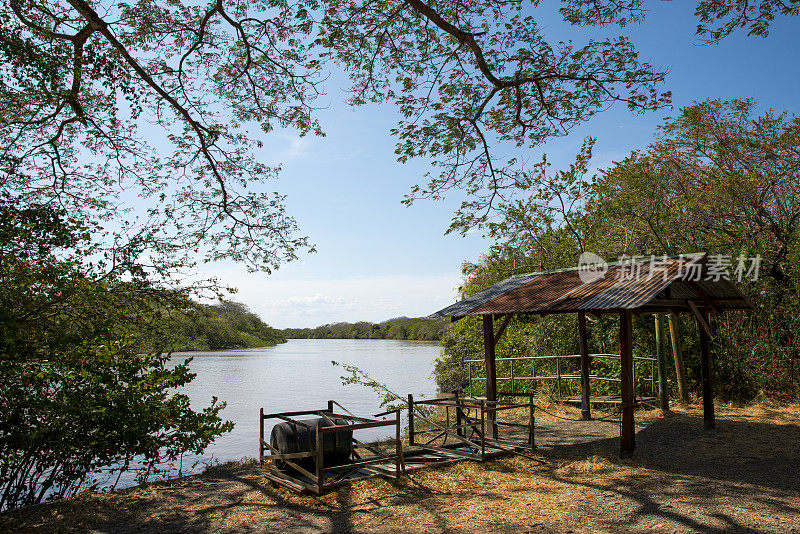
[
  {"xmin": 3, "ymin": 402, "xmax": 798, "ymax": 533},
  {"xmin": 151, "ymin": 300, "xmax": 287, "ymax": 352},
  {"xmin": 283, "ymin": 318, "xmax": 444, "ymax": 341}
]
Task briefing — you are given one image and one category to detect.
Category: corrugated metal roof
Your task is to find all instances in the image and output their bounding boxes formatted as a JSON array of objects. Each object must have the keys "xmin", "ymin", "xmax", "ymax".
[
  {"xmin": 429, "ymin": 254, "xmax": 752, "ymax": 318},
  {"xmin": 430, "ymin": 273, "xmax": 540, "ymax": 318},
  {"xmin": 469, "ymin": 269, "xmax": 583, "ymax": 315},
  {"xmin": 554, "ymin": 261, "xmax": 682, "ymax": 312}
]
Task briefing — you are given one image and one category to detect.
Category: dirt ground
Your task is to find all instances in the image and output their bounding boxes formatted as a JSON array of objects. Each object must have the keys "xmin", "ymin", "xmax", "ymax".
[{"xmin": 2, "ymin": 402, "xmax": 800, "ymax": 533}]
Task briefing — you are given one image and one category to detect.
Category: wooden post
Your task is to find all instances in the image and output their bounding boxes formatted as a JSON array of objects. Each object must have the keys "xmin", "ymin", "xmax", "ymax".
[
  {"xmin": 482, "ymin": 314, "xmax": 498, "ymax": 438},
  {"xmin": 407, "ymin": 393, "xmax": 415, "ymax": 445},
  {"xmin": 655, "ymin": 314, "xmax": 670, "ymax": 412},
  {"xmin": 619, "ymin": 310, "xmax": 636, "ymax": 457},
  {"xmin": 395, "ymin": 414, "xmax": 402, "ymax": 479},
  {"xmin": 668, "ymin": 313, "xmax": 690, "ymax": 403},
  {"xmin": 698, "ymin": 308, "xmax": 715, "ymax": 429},
  {"xmin": 578, "ymin": 311, "xmax": 591, "ymax": 420},
  {"xmin": 556, "ymin": 356, "xmax": 562, "ymax": 399},
  {"xmin": 480, "ymin": 400, "xmax": 486, "ymax": 460},
  {"xmin": 528, "ymin": 398, "xmax": 535, "ymax": 448},
  {"xmin": 327, "ymin": 399, "xmax": 334, "ymax": 413},
  {"xmin": 315, "ymin": 423, "xmax": 324, "ymax": 492},
  {"xmin": 259, "ymin": 407, "xmax": 264, "ymax": 466},
  {"xmin": 453, "ymin": 389, "xmax": 463, "ymax": 438}
]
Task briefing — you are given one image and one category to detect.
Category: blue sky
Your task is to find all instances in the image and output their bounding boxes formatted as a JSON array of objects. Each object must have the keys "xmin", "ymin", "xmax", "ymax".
[{"xmin": 200, "ymin": 3, "xmax": 800, "ymax": 328}]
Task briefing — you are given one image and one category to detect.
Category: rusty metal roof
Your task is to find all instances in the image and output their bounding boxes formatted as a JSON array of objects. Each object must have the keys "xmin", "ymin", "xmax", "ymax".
[{"xmin": 430, "ymin": 254, "xmax": 752, "ymax": 318}]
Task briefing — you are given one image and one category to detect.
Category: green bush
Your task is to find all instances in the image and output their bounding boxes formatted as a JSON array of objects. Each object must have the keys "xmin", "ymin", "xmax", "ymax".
[{"xmin": 0, "ymin": 199, "xmax": 233, "ymax": 510}]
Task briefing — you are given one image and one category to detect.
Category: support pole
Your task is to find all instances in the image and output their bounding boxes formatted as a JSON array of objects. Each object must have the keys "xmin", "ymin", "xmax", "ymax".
[
  {"xmin": 697, "ymin": 308, "xmax": 715, "ymax": 429},
  {"xmin": 482, "ymin": 314, "xmax": 498, "ymax": 438},
  {"xmin": 556, "ymin": 357, "xmax": 562, "ymax": 399},
  {"xmin": 453, "ymin": 389, "xmax": 463, "ymax": 438},
  {"xmin": 395, "ymin": 414, "xmax": 402, "ymax": 479},
  {"xmin": 619, "ymin": 310, "xmax": 635, "ymax": 457},
  {"xmin": 480, "ymin": 400, "xmax": 486, "ymax": 460},
  {"xmin": 407, "ymin": 393, "xmax": 415, "ymax": 445},
  {"xmin": 259, "ymin": 407, "xmax": 264, "ymax": 467},
  {"xmin": 578, "ymin": 311, "xmax": 591, "ymax": 420},
  {"xmin": 668, "ymin": 313, "xmax": 690, "ymax": 403},
  {"xmin": 655, "ymin": 314, "xmax": 670, "ymax": 412},
  {"xmin": 529, "ymin": 398, "xmax": 535, "ymax": 448},
  {"xmin": 315, "ymin": 424, "xmax": 324, "ymax": 491}
]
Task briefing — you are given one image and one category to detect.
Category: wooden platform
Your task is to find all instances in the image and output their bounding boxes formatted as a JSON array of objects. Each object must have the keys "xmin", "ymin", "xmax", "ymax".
[{"xmin": 263, "ymin": 442, "xmax": 508, "ymax": 494}]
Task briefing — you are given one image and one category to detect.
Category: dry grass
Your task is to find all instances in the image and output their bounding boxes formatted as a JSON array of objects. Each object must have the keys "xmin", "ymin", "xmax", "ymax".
[{"xmin": 2, "ymin": 401, "xmax": 800, "ymax": 533}]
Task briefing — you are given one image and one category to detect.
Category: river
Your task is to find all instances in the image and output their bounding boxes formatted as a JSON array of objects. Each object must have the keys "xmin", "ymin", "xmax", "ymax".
[{"xmin": 167, "ymin": 338, "xmax": 440, "ymax": 475}]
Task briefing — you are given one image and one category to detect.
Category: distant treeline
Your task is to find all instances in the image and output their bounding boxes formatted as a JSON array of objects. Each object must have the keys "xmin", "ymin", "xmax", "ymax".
[
  {"xmin": 152, "ymin": 300, "xmax": 286, "ymax": 351},
  {"xmin": 283, "ymin": 317, "xmax": 444, "ymax": 341}
]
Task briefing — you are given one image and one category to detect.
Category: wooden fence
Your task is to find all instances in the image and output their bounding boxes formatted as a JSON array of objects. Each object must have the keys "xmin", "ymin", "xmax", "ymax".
[{"xmin": 465, "ymin": 353, "xmax": 657, "ymax": 399}]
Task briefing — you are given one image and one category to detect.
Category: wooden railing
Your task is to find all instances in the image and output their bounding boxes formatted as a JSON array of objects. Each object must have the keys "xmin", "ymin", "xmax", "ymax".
[{"xmin": 464, "ymin": 353, "xmax": 657, "ymax": 398}]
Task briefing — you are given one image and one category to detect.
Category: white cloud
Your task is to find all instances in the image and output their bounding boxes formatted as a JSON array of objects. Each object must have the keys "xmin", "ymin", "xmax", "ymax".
[
  {"xmin": 262, "ymin": 133, "xmax": 316, "ymax": 164},
  {"xmin": 282, "ymin": 294, "xmax": 344, "ymax": 306},
  {"xmin": 201, "ymin": 268, "xmax": 462, "ymax": 328},
  {"xmin": 268, "ymin": 293, "xmax": 350, "ymax": 312}
]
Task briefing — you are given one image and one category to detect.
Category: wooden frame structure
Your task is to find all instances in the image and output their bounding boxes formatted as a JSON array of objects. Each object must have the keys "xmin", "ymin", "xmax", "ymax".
[
  {"xmin": 430, "ymin": 254, "xmax": 752, "ymax": 457},
  {"xmin": 260, "ymin": 396, "xmax": 538, "ymax": 494},
  {"xmin": 406, "ymin": 391, "xmax": 536, "ymax": 460},
  {"xmin": 259, "ymin": 401, "xmax": 405, "ymax": 494}
]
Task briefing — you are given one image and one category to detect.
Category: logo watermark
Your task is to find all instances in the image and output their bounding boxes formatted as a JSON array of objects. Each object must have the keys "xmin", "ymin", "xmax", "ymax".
[
  {"xmin": 578, "ymin": 251, "xmax": 609, "ymax": 284},
  {"xmin": 576, "ymin": 253, "xmax": 761, "ymax": 284}
]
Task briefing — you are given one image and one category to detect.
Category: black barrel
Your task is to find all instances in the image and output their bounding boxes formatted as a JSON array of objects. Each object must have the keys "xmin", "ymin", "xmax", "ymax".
[{"xmin": 270, "ymin": 418, "xmax": 352, "ymax": 473}]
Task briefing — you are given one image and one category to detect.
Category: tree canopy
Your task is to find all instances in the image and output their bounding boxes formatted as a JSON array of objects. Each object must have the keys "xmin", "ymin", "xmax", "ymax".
[
  {"xmin": 161, "ymin": 300, "xmax": 287, "ymax": 351},
  {"xmin": 0, "ymin": 0, "xmax": 682, "ymax": 272},
  {"xmin": 3, "ymin": 0, "xmax": 796, "ymax": 265}
]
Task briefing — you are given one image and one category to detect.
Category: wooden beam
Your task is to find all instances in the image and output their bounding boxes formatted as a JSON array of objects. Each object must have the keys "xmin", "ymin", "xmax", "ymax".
[
  {"xmin": 697, "ymin": 308, "xmax": 715, "ymax": 429},
  {"xmin": 578, "ymin": 311, "xmax": 591, "ymax": 421},
  {"xmin": 646, "ymin": 298, "xmax": 748, "ymax": 308},
  {"xmin": 619, "ymin": 310, "xmax": 635, "ymax": 457},
  {"xmin": 494, "ymin": 314, "xmax": 512, "ymax": 345},
  {"xmin": 687, "ymin": 301, "xmax": 713, "ymax": 339},
  {"xmin": 655, "ymin": 313, "xmax": 669, "ymax": 412},
  {"xmin": 482, "ymin": 314, "xmax": 498, "ymax": 438},
  {"xmin": 684, "ymin": 280, "xmax": 720, "ymax": 314}
]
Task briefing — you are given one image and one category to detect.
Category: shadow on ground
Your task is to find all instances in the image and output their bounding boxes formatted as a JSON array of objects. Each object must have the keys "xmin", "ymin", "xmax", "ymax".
[{"xmin": 3, "ymin": 406, "xmax": 799, "ymax": 533}]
